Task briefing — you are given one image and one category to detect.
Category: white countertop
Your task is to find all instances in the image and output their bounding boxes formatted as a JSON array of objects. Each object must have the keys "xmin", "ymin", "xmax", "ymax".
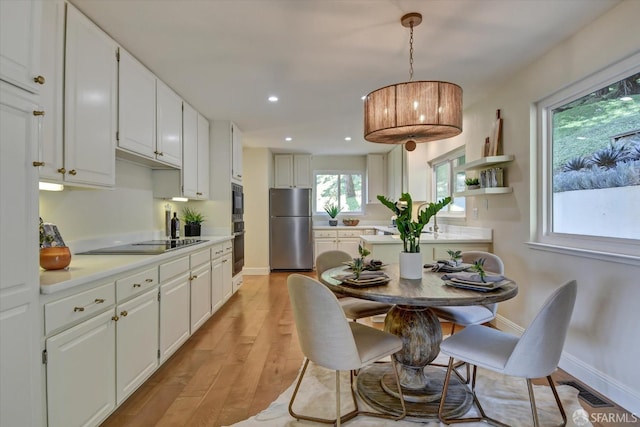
[
  {"xmin": 360, "ymin": 233, "xmax": 492, "ymax": 245},
  {"xmin": 40, "ymin": 235, "xmax": 232, "ymax": 295}
]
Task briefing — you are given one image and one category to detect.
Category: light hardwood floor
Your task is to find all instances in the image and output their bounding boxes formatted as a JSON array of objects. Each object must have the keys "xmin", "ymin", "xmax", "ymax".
[{"xmin": 101, "ymin": 272, "xmax": 634, "ymax": 427}]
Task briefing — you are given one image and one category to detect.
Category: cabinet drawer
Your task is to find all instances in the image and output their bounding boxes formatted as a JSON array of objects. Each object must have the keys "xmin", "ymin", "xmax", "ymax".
[
  {"xmin": 116, "ymin": 267, "xmax": 158, "ymax": 302},
  {"xmin": 314, "ymin": 230, "xmax": 336, "ymax": 238},
  {"xmin": 338, "ymin": 229, "xmax": 363, "ymax": 238},
  {"xmin": 190, "ymin": 248, "xmax": 210, "ymax": 268},
  {"xmin": 45, "ymin": 282, "xmax": 115, "ymax": 335},
  {"xmin": 159, "ymin": 256, "xmax": 190, "ymax": 282},
  {"xmin": 222, "ymin": 241, "xmax": 233, "ymax": 254},
  {"xmin": 210, "ymin": 243, "xmax": 224, "ymax": 259}
]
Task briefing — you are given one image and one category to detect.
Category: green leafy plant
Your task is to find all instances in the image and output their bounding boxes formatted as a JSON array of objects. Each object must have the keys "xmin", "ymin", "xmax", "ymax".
[
  {"xmin": 377, "ymin": 193, "xmax": 452, "ymax": 253},
  {"xmin": 351, "ymin": 244, "xmax": 371, "ymax": 279},
  {"xmin": 562, "ymin": 156, "xmax": 590, "ymax": 172},
  {"xmin": 182, "ymin": 207, "xmax": 205, "ymax": 225},
  {"xmin": 471, "ymin": 258, "xmax": 487, "ymax": 283},
  {"xmin": 464, "ymin": 177, "xmax": 479, "ymax": 186},
  {"xmin": 447, "ymin": 249, "xmax": 462, "ymax": 263},
  {"xmin": 324, "ymin": 203, "xmax": 341, "ymax": 218}
]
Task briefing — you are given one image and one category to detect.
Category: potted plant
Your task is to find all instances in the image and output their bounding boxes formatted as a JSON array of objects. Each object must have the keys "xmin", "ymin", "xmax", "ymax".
[
  {"xmin": 465, "ymin": 177, "xmax": 480, "ymax": 190},
  {"xmin": 324, "ymin": 203, "xmax": 341, "ymax": 226},
  {"xmin": 447, "ymin": 249, "xmax": 462, "ymax": 266},
  {"xmin": 182, "ymin": 207, "xmax": 205, "ymax": 237},
  {"xmin": 39, "ymin": 217, "xmax": 71, "ymax": 270},
  {"xmin": 377, "ymin": 193, "xmax": 451, "ymax": 279}
]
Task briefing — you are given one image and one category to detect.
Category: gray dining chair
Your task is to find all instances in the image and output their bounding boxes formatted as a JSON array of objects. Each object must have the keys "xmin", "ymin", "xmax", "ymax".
[
  {"xmin": 316, "ymin": 250, "xmax": 392, "ymax": 321},
  {"xmin": 287, "ymin": 274, "xmax": 406, "ymax": 425},
  {"xmin": 438, "ymin": 280, "xmax": 578, "ymax": 427}
]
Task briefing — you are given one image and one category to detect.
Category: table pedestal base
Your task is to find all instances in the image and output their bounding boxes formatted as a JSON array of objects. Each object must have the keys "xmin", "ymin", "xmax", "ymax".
[{"xmin": 357, "ymin": 364, "xmax": 473, "ymax": 421}]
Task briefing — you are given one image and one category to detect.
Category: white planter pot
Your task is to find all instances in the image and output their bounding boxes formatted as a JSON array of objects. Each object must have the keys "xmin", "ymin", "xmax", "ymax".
[{"xmin": 399, "ymin": 252, "xmax": 423, "ymax": 279}]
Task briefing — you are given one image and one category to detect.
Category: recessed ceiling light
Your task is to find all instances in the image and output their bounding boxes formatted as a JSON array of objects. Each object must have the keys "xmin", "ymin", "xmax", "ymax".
[
  {"xmin": 361, "ymin": 96, "xmax": 366, "ymax": 100},
  {"xmin": 268, "ymin": 96, "xmax": 279, "ymax": 102},
  {"xmin": 576, "ymin": 136, "xmax": 587, "ymax": 140},
  {"xmin": 285, "ymin": 137, "xmax": 292, "ymax": 142},
  {"xmin": 620, "ymin": 96, "xmax": 632, "ymax": 101},
  {"xmin": 345, "ymin": 137, "xmax": 352, "ymax": 141}
]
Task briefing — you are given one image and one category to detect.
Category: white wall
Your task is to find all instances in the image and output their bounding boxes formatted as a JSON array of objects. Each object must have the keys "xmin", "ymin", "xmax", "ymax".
[{"xmin": 429, "ymin": 0, "xmax": 640, "ymax": 412}]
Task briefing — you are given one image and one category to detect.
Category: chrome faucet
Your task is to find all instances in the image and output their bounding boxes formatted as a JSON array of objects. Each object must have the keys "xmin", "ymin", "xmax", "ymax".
[{"xmin": 417, "ymin": 202, "xmax": 439, "ymax": 233}]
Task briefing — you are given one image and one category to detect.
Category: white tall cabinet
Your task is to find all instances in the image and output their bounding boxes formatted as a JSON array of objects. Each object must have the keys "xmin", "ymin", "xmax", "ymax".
[
  {"xmin": 366, "ymin": 154, "xmax": 386, "ymax": 204},
  {"xmin": 0, "ymin": 1, "xmax": 43, "ymax": 425},
  {"xmin": 64, "ymin": 4, "xmax": 117, "ymax": 187},
  {"xmin": 232, "ymin": 122, "xmax": 243, "ymax": 182}
]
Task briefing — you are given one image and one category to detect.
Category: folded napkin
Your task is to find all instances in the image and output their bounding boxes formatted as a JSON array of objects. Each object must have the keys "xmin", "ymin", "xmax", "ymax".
[
  {"xmin": 337, "ymin": 271, "xmax": 388, "ymax": 281},
  {"xmin": 427, "ymin": 262, "xmax": 472, "ymax": 272},
  {"xmin": 441, "ymin": 271, "xmax": 504, "ymax": 283}
]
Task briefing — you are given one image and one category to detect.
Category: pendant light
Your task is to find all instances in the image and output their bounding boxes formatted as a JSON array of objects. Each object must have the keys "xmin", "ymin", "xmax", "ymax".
[{"xmin": 364, "ymin": 13, "xmax": 462, "ymax": 151}]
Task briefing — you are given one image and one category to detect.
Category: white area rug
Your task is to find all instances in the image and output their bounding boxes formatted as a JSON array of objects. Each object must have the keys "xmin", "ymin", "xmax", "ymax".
[{"xmin": 226, "ymin": 354, "xmax": 591, "ymax": 426}]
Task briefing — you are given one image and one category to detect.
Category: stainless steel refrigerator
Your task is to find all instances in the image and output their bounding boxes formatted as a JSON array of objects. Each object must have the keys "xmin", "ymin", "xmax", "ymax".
[{"xmin": 269, "ymin": 188, "xmax": 313, "ymax": 270}]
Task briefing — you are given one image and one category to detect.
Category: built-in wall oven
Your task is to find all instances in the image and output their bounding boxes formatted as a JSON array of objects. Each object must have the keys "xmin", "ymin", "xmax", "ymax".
[{"xmin": 232, "ymin": 184, "xmax": 244, "ymax": 276}]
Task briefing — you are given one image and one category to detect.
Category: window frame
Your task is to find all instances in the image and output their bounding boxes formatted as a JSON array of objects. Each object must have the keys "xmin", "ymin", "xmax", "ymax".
[
  {"xmin": 429, "ymin": 147, "xmax": 466, "ymax": 217},
  {"xmin": 531, "ymin": 52, "xmax": 640, "ymax": 264},
  {"xmin": 313, "ymin": 170, "xmax": 364, "ymax": 215}
]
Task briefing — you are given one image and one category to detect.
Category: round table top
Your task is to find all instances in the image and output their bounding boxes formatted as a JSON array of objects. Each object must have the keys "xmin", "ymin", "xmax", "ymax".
[{"xmin": 321, "ymin": 264, "xmax": 518, "ymax": 307}]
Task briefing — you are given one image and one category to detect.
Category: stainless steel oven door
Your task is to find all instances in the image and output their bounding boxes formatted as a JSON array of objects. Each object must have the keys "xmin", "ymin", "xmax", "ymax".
[{"xmin": 233, "ymin": 231, "xmax": 244, "ymax": 276}]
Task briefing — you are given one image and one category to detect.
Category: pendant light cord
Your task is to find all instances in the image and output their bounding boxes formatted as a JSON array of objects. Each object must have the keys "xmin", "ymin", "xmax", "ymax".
[{"xmin": 409, "ymin": 22, "xmax": 414, "ymax": 81}]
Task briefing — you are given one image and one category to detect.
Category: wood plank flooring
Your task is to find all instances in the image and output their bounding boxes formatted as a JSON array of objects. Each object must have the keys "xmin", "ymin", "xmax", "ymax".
[{"xmin": 101, "ymin": 272, "xmax": 634, "ymax": 427}]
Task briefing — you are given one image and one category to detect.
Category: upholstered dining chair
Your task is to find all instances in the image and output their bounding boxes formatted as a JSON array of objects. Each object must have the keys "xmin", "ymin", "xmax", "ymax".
[
  {"xmin": 316, "ymin": 250, "xmax": 392, "ymax": 321},
  {"xmin": 431, "ymin": 251, "xmax": 505, "ymax": 335},
  {"xmin": 438, "ymin": 280, "xmax": 578, "ymax": 427},
  {"xmin": 287, "ymin": 274, "xmax": 406, "ymax": 425}
]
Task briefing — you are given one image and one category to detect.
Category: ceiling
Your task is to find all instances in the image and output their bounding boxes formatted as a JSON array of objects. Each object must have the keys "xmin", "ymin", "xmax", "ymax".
[{"xmin": 69, "ymin": 0, "xmax": 620, "ymax": 155}]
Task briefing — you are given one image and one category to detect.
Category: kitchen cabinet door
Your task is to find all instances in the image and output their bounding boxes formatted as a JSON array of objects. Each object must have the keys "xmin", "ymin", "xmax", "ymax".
[
  {"xmin": 37, "ymin": 0, "xmax": 64, "ymax": 183},
  {"xmin": 293, "ymin": 154, "xmax": 312, "ymax": 188},
  {"xmin": 222, "ymin": 254, "xmax": 233, "ymax": 302},
  {"xmin": 0, "ymin": 82, "xmax": 42, "ymax": 427},
  {"xmin": 182, "ymin": 102, "xmax": 198, "ymax": 197},
  {"xmin": 231, "ymin": 122, "xmax": 243, "ymax": 182},
  {"xmin": 386, "ymin": 145, "xmax": 403, "ymax": 201},
  {"xmin": 366, "ymin": 154, "xmax": 385, "ymax": 204},
  {"xmin": 64, "ymin": 4, "xmax": 117, "ymax": 187},
  {"xmin": 156, "ymin": 80, "xmax": 182, "ymax": 168},
  {"xmin": 46, "ymin": 309, "xmax": 116, "ymax": 427},
  {"xmin": 159, "ymin": 272, "xmax": 190, "ymax": 363},
  {"xmin": 0, "ymin": 0, "xmax": 41, "ymax": 93},
  {"xmin": 118, "ymin": 48, "xmax": 156, "ymax": 159},
  {"xmin": 116, "ymin": 289, "xmax": 159, "ymax": 405},
  {"xmin": 190, "ymin": 262, "xmax": 212, "ymax": 333},
  {"xmin": 274, "ymin": 154, "xmax": 312, "ymax": 188},
  {"xmin": 337, "ymin": 238, "xmax": 361, "ymax": 259},
  {"xmin": 211, "ymin": 255, "xmax": 224, "ymax": 314},
  {"xmin": 196, "ymin": 113, "xmax": 210, "ymax": 199}
]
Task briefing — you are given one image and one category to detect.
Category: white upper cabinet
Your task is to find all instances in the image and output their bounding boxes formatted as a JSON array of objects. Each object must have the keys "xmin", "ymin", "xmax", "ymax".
[
  {"xmin": 118, "ymin": 49, "xmax": 156, "ymax": 159},
  {"xmin": 386, "ymin": 146, "xmax": 403, "ymax": 201},
  {"xmin": 366, "ymin": 154, "xmax": 386, "ymax": 204},
  {"xmin": 0, "ymin": 0, "xmax": 42, "ymax": 93},
  {"xmin": 156, "ymin": 80, "xmax": 183, "ymax": 168},
  {"xmin": 182, "ymin": 102, "xmax": 198, "ymax": 197},
  {"xmin": 196, "ymin": 113, "xmax": 210, "ymax": 199},
  {"xmin": 36, "ymin": 0, "xmax": 64, "ymax": 182},
  {"xmin": 231, "ymin": 122, "xmax": 243, "ymax": 182},
  {"xmin": 274, "ymin": 154, "xmax": 312, "ymax": 188},
  {"xmin": 64, "ymin": 4, "xmax": 117, "ymax": 187}
]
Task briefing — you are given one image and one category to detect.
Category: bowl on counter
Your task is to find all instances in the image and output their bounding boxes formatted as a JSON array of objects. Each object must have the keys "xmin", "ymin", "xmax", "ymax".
[{"xmin": 342, "ymin": 218, "xmax": 360, "ymax": 226}]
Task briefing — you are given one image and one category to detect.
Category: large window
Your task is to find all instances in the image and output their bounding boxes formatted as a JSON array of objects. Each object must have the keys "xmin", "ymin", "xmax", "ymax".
[
  {"xmin": 535, "ymin": 53, "xmax": 640, "ymax": 259},
  {"xmin": 431, "ymin": 148, "xmax": 466, "ymax": 214},
  {"xmin": 315, "ymin": 171, "xmax": 363, "ymax": 214}
]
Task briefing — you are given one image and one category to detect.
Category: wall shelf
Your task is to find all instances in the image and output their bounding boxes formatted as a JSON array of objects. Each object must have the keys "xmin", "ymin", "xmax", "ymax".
[
  {"xmin": 454, "ymin": 155, "xmax": 514, "ymax": 172},
  {"xmin": 454, "ymin": 187, "xmax": 513, "ymax": 197}
]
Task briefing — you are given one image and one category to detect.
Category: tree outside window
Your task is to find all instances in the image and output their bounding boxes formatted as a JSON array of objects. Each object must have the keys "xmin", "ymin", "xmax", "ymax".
[{"xmin": 315, "ymin": 172, "xmax": 363, "ymax": 214}]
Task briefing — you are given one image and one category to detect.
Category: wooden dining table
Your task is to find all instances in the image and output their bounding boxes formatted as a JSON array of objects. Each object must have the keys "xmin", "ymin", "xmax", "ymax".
[{"xmin": 321, "ymin": 263, "xmax": 518, "ymax": 421}]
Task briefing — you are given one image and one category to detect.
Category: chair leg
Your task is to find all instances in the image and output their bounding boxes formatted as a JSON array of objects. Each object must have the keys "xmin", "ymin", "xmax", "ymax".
[
  {"xmin": 525, "ymin": 377, "xmax": 568, "ymax": 427},
  {"xmin": 438, "ymin": 357, "xmax": 510, "ymax": 426},
  {"xmin": 288, "ymin": 358, "xmax": 358, "ymax": 425}
]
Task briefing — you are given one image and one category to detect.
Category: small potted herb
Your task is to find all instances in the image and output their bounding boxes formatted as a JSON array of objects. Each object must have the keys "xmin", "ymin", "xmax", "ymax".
[
  {"xmin": 447, "ymin": 249, "xmax": 462, "ymax": 266},
  {"xmin": 182, "ymin": 207, "xmax": 205, "ymax": 237},
  {"xmin": 324, "ymin": 203, "xmax": 341, "ymax": 226},
  {"xmin": 465, "ymin": 177, "xmax": 480, "ymax": 190}
]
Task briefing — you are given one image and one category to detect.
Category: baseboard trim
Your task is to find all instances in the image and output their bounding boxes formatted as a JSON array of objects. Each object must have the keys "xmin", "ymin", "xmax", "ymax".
[
  {"xmin": 242, "ymin": 267, "xmax": 270, "ymax": 275},
  {"xmin": 494, "ymin": 314, "xmax": 640, "ymax": 415}
]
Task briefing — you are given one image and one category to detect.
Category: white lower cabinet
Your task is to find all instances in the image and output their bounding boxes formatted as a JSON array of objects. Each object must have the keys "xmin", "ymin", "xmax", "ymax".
[
  {"xmin": 189, "ymin": 250, "xmax": 212, "ymax": 333},
  {"xmin": 211, "ymin": 244, "xmax": 225, "ymax": 313},
  {"xmin": 313, "ymin": 229, "xmax": 371, "ymax": 263},
  {"xmin": 222, "ymin": 254, "xmax": 233, "ymax": 302},
  {"xmin": 115, "ymin": 288, "xmax": 159, "ymax": 404},
  {"xmin": 159, "ymin": 271, "xmax": 190, "ymax": 364},
  {"xmin": 46, "ymin": 309, "xmax": 116, "ymax": 427}
]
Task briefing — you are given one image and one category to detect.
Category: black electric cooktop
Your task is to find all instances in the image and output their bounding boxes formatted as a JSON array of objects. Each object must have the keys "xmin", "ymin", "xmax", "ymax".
[{"xmin": 79, "ymin": 239, "xmax": 207, "ymax": 255}]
